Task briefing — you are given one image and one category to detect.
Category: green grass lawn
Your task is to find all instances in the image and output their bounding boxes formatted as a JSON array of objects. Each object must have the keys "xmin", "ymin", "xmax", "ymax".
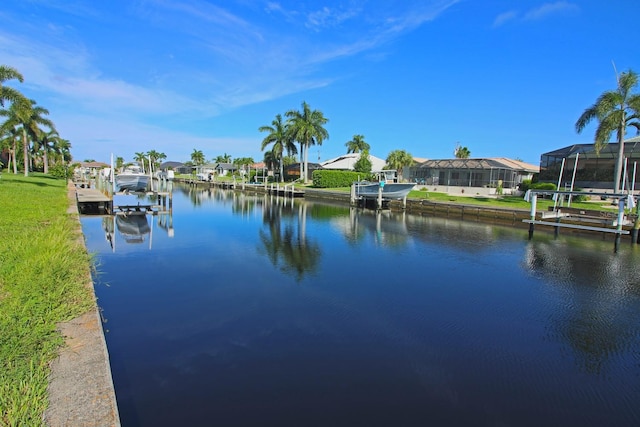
[{"xmin": 0, "ymin": 173, "xmax": 94, "ymax": 426}]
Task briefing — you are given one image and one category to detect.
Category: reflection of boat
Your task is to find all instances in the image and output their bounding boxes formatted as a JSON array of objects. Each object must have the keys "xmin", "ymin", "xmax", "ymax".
[
  {"xmin": 115, "ymin": 165, "xmax": 150, "ymax": 192},
  {"xmin": 355, "ymin": 182, "xmax": 415, "ymax": 199},
  {"xmin": 116, "ymin": 214, "xmax": 150, "ymax": 244}
]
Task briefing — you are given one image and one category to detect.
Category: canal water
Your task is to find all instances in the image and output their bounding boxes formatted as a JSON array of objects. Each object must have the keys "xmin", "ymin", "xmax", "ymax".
[{"xmin": 80, "ymin": 185, "xmax": 640, "ymax": 427}]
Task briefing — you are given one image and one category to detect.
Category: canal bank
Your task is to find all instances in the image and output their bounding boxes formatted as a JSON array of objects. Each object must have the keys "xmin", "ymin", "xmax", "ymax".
[{"xmin": 44, "ymin": 182, "xmax": 120, "ymax": 427}]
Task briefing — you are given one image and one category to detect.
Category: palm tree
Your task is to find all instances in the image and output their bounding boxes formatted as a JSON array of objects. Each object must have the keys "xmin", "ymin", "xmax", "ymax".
[
  {"xmin": 0, "ymin": 65, "xmax": 25, "ymax": 106},
  {"xmin": 0, "ymin": 125, "xmax": 20, "ymax": 173},
  {"xmin": 576, "ymin": 69, "xmax": 640, "ymax": 192},
  {"xmin": 385, "ymin": 149, "xmax": 415, "ymax": 181},
  {"xmin": 454, "ymin": 143, "xmax": 471, "ymax": 159},
  {"xmin": 345, "ymin": 134, "xmax": 370, "ymax": 154},
  {"xmin": 191, "ymin": 149, "xmax": 205, "ymax": 166},
  {"xmin": 259, "ymin": 114, "xmax": 297, "ymax": 182},
  {"xmin": 0, "ymin": 98, "xmax": 55, "ymax": 176},
  {"xmin": 214, "ymin": 153, "xmax": 232, "ymax": 163},
  {"xmin": 39, "ymin": 129, "xmax": 60, "ymax": 174},
  {"xmin": 285, "ymin": 101, "xmax": 329, "ymax": 183},
  {"xmin": 147, "ymin": 149, "xmax": 166, "ymax": 171},
  {"xmin": 51, "ymin": 137, "xmax": 72, "ymax": 166}
]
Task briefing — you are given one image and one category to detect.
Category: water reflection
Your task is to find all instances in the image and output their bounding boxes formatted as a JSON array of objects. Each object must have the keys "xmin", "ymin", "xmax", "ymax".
[
  {"xmin": 524, "ymin": 240, "xmax": 640, "ymax": 374},
  {"xmin": 84, "ymin": 185, "xmax": 640, "ymax": 426},
  {"xmin": 330, "ymin": 208, "xmax": 410, "ymax": 247},
  {"xmin": 258, "ymin": 195, "xmax": 320, "ymax": 281}
]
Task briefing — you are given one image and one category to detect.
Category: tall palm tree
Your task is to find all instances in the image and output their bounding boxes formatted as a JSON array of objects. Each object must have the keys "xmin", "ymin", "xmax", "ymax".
[
  {"xmin": 147, "ymin": 149, "xmax": 166, "ymax": 171},
  {"xmin": 0, "ymin": 98, "xmax": 55, "ymax": 176},
  {"xmin": 191, "ymin": 149, "xmax": 205, "ymax": 166},
  {"xmin": 39, "ymin": 129, "xmax": 60, "ymax": 174},
  {"xmin": 345, "ymin": 134, "xmax": 370, "ymax": 154},
  {"xmin": 259, "ymin": 114, "xmax": 297, "ymax": 182},
  {"xmin": 576, "ymin": 69, "xmax": 640, "ymax": 192},
  {"xmin": 285, "ymin": 101, "xmax": 329, "ymax": 183},
  {"xmin": 214, "ymin": 153, "xmax": 232, "ymax": 163},
  {"xmin": 0, "ymin": 65, "xmax": 25, "ymax": 106},
  {"xmin": 385, "ymin": 149, "xmax": 415, "ymax": 181},
  {"xmin": 0, "ymin": 123, "xmax": 20, "ymax": 173},
  {"xmin": 51, "ymin": 137, "xmax": 72, "ymax": 166}
]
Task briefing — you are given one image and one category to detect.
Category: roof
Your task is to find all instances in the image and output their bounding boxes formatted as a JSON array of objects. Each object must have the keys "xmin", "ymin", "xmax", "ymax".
[
  {"xmin": 78, "ymin": 161, "xmax": 109, "ymax": 168},
  {"xmin": 417, "ymin": 157, "xmax": 539, "ymax": 173},
  {"xmin": 542, "ymin": 137, "xmax": 640, "ymax": 160},
  {"xmin": 159, "ymin": 161, "xmax": 184, "ymax": 169},
  {"xmin": 321, "ymin": 153, "xmax": 386, "ymax": 171}
]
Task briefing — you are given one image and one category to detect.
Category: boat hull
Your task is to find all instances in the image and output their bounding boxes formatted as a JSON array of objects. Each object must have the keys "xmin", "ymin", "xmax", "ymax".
[
  {"xmin": 115, "ymin": 175, "xmax": 150, "ymax": 192},
  {"xmin": 355, "ymin": 183, "xmax": 415, "ymax": 200}
]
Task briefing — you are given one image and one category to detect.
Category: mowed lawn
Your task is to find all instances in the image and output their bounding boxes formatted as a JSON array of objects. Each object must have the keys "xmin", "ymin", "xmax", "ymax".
[{"xmin": 0, "ymin": 173, "xmax": 94, "ymax": 426}]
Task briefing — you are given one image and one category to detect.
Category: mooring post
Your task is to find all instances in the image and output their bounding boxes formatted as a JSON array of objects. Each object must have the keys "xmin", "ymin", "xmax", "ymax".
[
  {"xmin": 528, "ymin": 193, "xmax": 537, "ymax": 239},
  {"xmin": 377, "ymin": 183, "xmax": 383, "ymax": 210},
  {"xmin": 350, "ymin": 183, "xmax": 356, "ymax": 205},
  {"xmin": 616, "ymin": 197, "xmax": 625, "ymax": 233}
]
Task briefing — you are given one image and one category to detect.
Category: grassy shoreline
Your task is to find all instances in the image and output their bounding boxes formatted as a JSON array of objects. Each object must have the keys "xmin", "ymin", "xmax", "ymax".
[{"xmin": 0, "ymin": 173, "xmax": 94, "ymax": 426}]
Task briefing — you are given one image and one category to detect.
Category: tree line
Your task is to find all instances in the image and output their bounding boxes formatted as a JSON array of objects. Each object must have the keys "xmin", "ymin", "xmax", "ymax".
[{"xmin": 0, "ymin": 65, "xmax": 69, "ymax": 177}]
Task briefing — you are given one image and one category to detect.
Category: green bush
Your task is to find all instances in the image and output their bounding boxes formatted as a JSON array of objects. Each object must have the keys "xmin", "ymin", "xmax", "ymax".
[
  {"xmin": 312, "ymin": 170, "xmax": 372, "ymax": 188},
  {"xmin": 48, "ymin": 164, "xmax": 72, "ymax": 180}
]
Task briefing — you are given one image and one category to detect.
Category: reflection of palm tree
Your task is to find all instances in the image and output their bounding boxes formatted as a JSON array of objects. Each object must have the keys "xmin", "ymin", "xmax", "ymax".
[
  {"xmin": 525, "ymin": 241, "xmax": 639, "ymax": 374},
  {"xmin": 258, "ymin": 199, "xmax": 321, "ymax": 281}
]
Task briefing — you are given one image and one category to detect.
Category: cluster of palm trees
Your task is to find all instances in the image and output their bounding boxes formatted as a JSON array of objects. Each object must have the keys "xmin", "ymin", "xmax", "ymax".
[
  {"xmin": 0, "ymin": 65, "xmax": 70, "ymax": 176},
  {"xmin": 259, "ymin": 101, "xmax": 329, "ymax": 183}
]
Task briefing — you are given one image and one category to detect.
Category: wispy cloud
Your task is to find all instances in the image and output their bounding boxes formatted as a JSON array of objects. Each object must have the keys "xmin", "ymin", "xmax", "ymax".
[
  {"xmin": 492, "ymin": 11, "xmax": 518, "ymax": 28},
  {"xmin": 524, "ymin": 1, "xmax": 579, "ymax": 21},
  {"xmin": 493, "ymin": 1, "xmax": 579, "ymax": 27}
]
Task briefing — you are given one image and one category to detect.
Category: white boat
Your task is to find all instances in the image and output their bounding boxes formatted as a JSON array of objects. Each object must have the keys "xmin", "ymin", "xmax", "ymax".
[
  {"xmin": 355, "ymin": 170, "xmax": 415, "ymax": 200},
  {"xmin": 355, "ymin": 182, "xmax": 416, "ymax": 199},
  {"xmin": 115, "ymin": 165, "xmax": 150, "ymax": 192}
]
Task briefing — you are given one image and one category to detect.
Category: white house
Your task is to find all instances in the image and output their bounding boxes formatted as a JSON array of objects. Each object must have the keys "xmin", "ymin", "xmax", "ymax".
[{"xmin": 321, "ymin": 153, "xmax": 386, "ymax": 171}]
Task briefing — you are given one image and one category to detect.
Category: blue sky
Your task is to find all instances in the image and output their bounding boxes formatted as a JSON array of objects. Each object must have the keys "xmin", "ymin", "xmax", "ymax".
[{"xmin": 1, "ymin": 0, "xmax": 638, "ymax": 166}]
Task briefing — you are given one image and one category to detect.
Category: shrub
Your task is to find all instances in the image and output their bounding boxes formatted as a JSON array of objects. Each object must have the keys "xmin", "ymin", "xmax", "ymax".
[
  {"xmin": 312, "ymin": 170, "xmax": 372, "ymax": 188},
  {"xmin": 48, "ymin": 164, "xmax": 72, "ymax": 180}
]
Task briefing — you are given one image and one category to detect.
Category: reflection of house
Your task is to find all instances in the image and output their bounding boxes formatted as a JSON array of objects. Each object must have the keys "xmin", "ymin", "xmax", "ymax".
[
  {"xmin": 410, "ymin": 158, "xmax": 539, "ymax": 195},
  {"xmin": 321, "ymin": 153, "xmax": 386, "ymax": 171},
  {"xmin": 539, "ymin": 137, "xmax": 640, "ymax": 189}
]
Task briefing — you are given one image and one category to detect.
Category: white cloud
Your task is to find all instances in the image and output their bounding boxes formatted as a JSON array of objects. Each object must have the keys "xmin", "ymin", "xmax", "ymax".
[
  {"xmin": 492, "ymin": 11, "xmax": 518, "ymax": 28},
  {"xmin": 524, "ymin": 1, "xmax": 579, "ymax": 21}
]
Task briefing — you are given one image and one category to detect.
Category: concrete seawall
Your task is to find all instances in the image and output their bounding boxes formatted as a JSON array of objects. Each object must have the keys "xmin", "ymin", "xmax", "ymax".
[{"xmin": 44, "ymin": 182, "xmax": 120, "ymax": 427}]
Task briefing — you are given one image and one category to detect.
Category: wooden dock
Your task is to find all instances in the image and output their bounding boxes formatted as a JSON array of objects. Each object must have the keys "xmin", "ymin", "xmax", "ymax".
[{"xmin": 76, "ymin": 187, "xmax": 113, "ymax": 214}]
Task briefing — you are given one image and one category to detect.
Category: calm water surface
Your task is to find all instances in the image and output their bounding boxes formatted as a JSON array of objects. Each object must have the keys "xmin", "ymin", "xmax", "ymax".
[{"xmin": 80, "ymin": 185, "xmax": 640, "ymax": 427}]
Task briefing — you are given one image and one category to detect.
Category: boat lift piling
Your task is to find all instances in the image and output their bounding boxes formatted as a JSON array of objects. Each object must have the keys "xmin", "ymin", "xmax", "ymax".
[{"xmin": 524, "ymin": 189, "xmax": 635, "ymax": 252}]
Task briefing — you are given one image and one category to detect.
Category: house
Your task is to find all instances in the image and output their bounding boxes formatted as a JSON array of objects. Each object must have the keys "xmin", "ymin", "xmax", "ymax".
[
  {"xmin": 321, "ymin": 153, "xmax": 386, "ymax": 171},
  {"xmin": 213, "ymin": 163, "xmax": 236, "ymax": 177},
  {"xmin": 410, "ymin": 157, "xmax": 539, "ymax": 195},
  {"xmin": 539, "ymin": 136, "xmax": 640, "ymax": 189},
  {"xmin": 283, "ymin": 163, "xmax": 323, "ymax": 181},
  {"xmin": 75, "ymin": 161, "xmax": 110, "ymax": 178}
]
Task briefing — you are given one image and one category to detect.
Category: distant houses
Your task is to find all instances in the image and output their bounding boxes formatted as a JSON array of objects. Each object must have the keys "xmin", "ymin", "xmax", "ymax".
[{"xmin": 408, "ymin": 158, "xmax": 539, "ymax": 195}]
